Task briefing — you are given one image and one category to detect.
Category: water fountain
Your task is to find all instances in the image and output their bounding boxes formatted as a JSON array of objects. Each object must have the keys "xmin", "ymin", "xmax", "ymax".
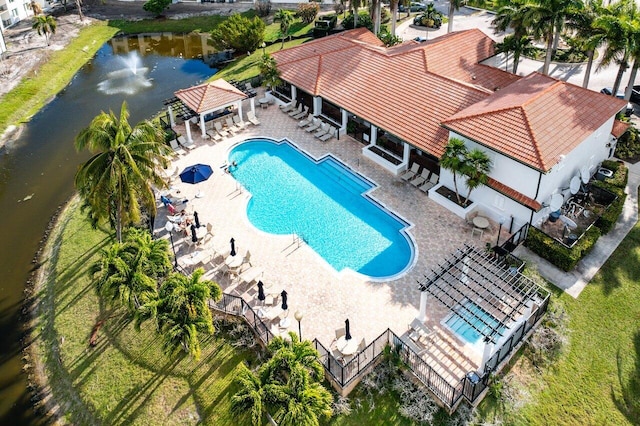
[{"xmin": 97, "ymin": 51, "xmax": 153, "ymax": 95}]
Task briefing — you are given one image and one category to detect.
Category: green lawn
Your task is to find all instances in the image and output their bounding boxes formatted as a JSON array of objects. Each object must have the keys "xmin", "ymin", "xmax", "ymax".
[
  {"xmin": 34, "ymin": 202, "xmax": 257, "ymax": 425},
  {"xmin": 109, "ymin": 11, "xmax": 257, "ymax": 34}
]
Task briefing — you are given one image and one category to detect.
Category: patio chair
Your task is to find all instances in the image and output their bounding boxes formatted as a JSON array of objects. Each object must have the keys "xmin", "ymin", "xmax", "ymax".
[
  {"xmin": 419, "ymin": 173, "xmax": 439, "ymax": 193},
  {"xmin": 169, "ymin": 139, "xmax": 186, "ymax": 155},
  {"xmin": 206, "ymin": 222, "xmax": 214, "ymax": 238},
  {"xmin": 400, "ymin": 163, "xmax": 420, "ymax": 181},
  {"xmin": 233, "ymin": 114, "xmax": 247, "ymax": 130},
  {"xmin": 314, "ymin": 123, "xmax": 330, "ymax": 138},
  {"xmin": 292, "ymin": 106, "xmax": 309, "ymax": 120},
  {"xmin": 411, "ymin": 169, "xmax": 431, "ymax": 187},
  {"xmin": 224, "ymin": 117, "xmax": 238, "ymax": 134},
  {"xmin": 281, "ymin": 100, "xmax": 298, "ymax": 113},
  {"xmin": 318, "ymin": 126, "xmax": 336, "ymax": 142},
  {"xmin": 298, "ymin": 116, "xmax": 315, "ymax": 127},
  {"xmin": 247, "ymin": 111, "xmax": 261, "ymax": 126},
  {"xmin": 288, "ymin": 104, "xmax": 304, "ymax": 117},
  {"xmin": 241, "ymin": 250, "xmax": 252, "ymax": 267},
  {"xmin": 178, "ymin": 136, "xmax": 196, "ymax": 150},
  {"xmin": 304, "ymin": 119, "xmax": 321, "ymax": 133},
  {"xmin": 214, "ymin": 121, "xmax": 229, "ymax": 137},
  {"xmin": 279, "ymin": 100, "xmax": 293, "ymax": 111},
  {"xmin": 238, "ymin": 266, "xmax": 263, "ymax": 286},
  {"xmin": 335, "ymin": 327, "xmax": 346, "ymax": 340},
  {"xmin": 206, "ymin": 128, "xmax": 222, "ymax": 142}
]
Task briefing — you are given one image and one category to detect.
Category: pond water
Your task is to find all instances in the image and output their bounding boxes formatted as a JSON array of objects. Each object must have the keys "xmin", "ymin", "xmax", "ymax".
[{"xmin": 0, "ymin": 34, "xmax": 217, "ymax": 425}]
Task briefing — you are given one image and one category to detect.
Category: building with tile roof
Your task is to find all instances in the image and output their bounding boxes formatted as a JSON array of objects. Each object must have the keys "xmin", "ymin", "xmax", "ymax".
[{"xmin": 270, "ymin": 28, "xmax": 627, "ymax": 229}]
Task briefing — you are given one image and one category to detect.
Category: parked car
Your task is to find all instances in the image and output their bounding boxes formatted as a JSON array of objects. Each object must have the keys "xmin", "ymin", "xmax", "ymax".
[
  {"xmin": 399, "ymin": 2, "xmax": 427, "ymax": 12},
  {"xmin": 630, "ymin": 85, "xmax": 640, "ymax": 103},
  {"xmin": 600, "ymin": 87, "xmax": 634, "ymax": 116}
]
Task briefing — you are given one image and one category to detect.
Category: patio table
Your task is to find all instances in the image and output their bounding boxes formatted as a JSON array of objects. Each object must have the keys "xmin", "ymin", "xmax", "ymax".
[
  {"xmin": 473, "ymin": 216, "xmax": 489, "ymax": 229},
  {"xmin": 336, "ymin": 336, "xmax": 359, "ymax": 356}
]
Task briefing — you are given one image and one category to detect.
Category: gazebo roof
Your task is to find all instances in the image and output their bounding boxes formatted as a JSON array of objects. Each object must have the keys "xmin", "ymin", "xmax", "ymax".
[
  {"xmin": 174, "ymin": 79, "xmax": 248, "ymax": 115},
  {"xmin": 417, "ymin": 245, "xmax": 548, "ymax": 342}
]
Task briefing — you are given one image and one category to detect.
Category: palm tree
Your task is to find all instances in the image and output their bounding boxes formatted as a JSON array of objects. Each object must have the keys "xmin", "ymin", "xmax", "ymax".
[
  {"xmin": 32, "ymin": 15, "xmax": 56, "ymax": 46},
  {"xmin": 274, "ymin": 9, "xmax": 294, "ymax": 49},
  {"xmin": 231, "ymin": 363, "xmax": 265, "ymax": 425},
  {"xmin": 439, "ymin": 138, "xmax": 469, "ymax": 205},
  {"xmin": 496, "ymin": 34, "xmax": 534, "ymax": 74},
  {"xmin": 156, "ymin": 268, "xmax": 222, "ymax": 360},
  {"xmin": 74, "ymin": 101, "xmax": 171, "ymax": 242},
  {"xmin": 349, "ymin": 0, "xmax": 364, "ymax": 28},
  {"xmin": 389, "ymin": 0, "xmax": 400, "ymax": 35},
  {"xmin": 370, "ymin": 0, "xmax": 381, "ymax": 34},
  {"xmin": 492, "ymin": 0, "xmax": 529, "ymax": 40},
  {"xmin": 258, "ymin": 54, "xmax": 281, "ymax": 91},
  {"xmin": 447, "ymin": 0, "xmax": 465, "ymax": 33},
  {"xmin": 30, "ymin": 0, "xmax": 43, "ymax": 15},
  {"xmin": 463, "ymin": 148, "xmax": 492, "ymax": 201},
  {"xmin": 91, "ymin": 228, "xmax": 171, "ymax": 313},
  {"xmin": 265, "ymin": 333, "xmax": 324, "ymax": 381},
  {"xmin": 567, "ymin": 0, "xmax": 606, "ymax": 88}
]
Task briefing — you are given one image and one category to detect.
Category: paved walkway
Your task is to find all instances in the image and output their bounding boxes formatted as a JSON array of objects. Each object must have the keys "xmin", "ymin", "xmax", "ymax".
[{"xmin": 515, "ymin": 161, "xmax": 640, "ymax": 298}]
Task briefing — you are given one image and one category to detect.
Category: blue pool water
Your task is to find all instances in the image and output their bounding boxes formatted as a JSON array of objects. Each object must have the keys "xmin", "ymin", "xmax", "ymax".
[
  {"xmin": 228, "ymin": 139, "xmax": 414, "ymax": 279},
  {"xmin": 444, "ymin": 301, "xmax": 505, "ymax": 345}
]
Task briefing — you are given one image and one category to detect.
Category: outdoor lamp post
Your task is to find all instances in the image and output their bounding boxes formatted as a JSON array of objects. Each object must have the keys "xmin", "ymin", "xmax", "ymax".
[
  {"xmin": 497, "ymin": 216, "xmax": 506, "ymax": 246},
  {"xmin": 165, "ymin": 221, "xmax": 178, "ymax": 268},
  {"xmin": 294, "ymin": 310, "xmax": 303, "ymax": 340},
  {"xmin": 260, "ymin": 42, "xmax": 266, "ymax": 56}
]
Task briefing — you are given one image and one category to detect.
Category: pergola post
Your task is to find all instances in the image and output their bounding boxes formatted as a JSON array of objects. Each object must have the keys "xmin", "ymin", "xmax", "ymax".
[
  {"xmin": 199, "ymin": 115, "xmax": 206, "ymax": 138},
  {"xmin": 250, "ymin": 98, "xmax": 255, "ymax": 116},
  {"xmin": 480, "ymin": 337, "xmax": 495, "ymax": 371},
  {"xmin": 185, "ymin": 120, "xmax": 193, "ymax": 143},
  {"xmin": 168, "ymin": 105, "xmax": 175, "ymax": 127},
  {"xmin": 340, "ymin": 109, "xmax": 348, "ymax": 136},
  {"xmin": 403, "ymin": 143, "xmax": 411, "ymax": 165},
  {"xmin": 370, "ymin": 125, "xmax": 377, "ymax": 145},
  {"xmin": 313, "ymin": 96, "xmax": 322, "ymax": 116},
  {"xmin": 237, "ymin": 100, "xmax": 243, "ymax": 121},
  {"xmin": 291, "ymin": 86, "xmax": 297, "ymax": 102},
  {"xmin": 417, "ymin": 291, "xmax": 428, "ymax": 322}
]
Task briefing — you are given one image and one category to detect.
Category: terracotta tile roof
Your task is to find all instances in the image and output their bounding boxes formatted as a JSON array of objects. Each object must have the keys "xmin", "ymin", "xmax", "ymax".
[
  {"xmin": 272, "ymin": 29, "xmax": 519, "ymax": 158},
  {"xmin": 174, "ymin": 79, "xmax": 247, "ymax": 114},
  {"xmin": 442, "ymin": 72, "xmax": 627, "ymax": 171},
  {"xmin": 611, "ymin": 119, "xmax": 631, "ymax": 138},
  {"xmin": 487, "ymin": 177, "xmax": 542, "ymax": 211}
]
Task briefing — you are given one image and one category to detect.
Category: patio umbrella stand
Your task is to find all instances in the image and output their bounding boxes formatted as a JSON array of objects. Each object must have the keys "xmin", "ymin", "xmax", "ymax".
[
  {"xmin": 191, "ymin": 224, "xmax": 198, "ymax": 243},
  {"xmin": 345, "ymin": 319, "xmax": 352, "ymax": 340},
  {"xmin": 194, "ymin": 211, "xmax": 201, "ymax": 228},
  {"xmin": 257, "ymin": 281, "xmax": 265, "ymax": 302},
  {"xmin": 230, "ymin": 238, "xmax": 236, "ymax": 256},
  {"xmin": 281, "ymin": 290, "xmax": 288, "ymax": 311}
]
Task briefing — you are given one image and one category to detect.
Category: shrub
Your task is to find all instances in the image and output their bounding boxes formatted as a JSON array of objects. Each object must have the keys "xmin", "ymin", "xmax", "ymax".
[
  {"xmin": 525, "ymin": 226, "xmax": 601, "ymax": 271},
  {"xmin": 255, "ymin": 0, "xmax": 271, "ymax": 17},
  {"xmin": 333, "ymin": 0, "xmax": 345, "ymax": 15},
  {"xmin": 600, "ymin": 159, "xmax": 628, "ymax": 189},
  {"xmin": 380, "ymin": 7, "xmax": 390, "ymax": 23},
  {"xmin": 525, "ymin": 302, "xmax": 569, "ymax": 369},
  {"xmin": 378, "ymin": 28, "xmax": 402, "ymax": 46},
  {"xmin": 342, "ymin": 11, "xmax": 373, "ymax": 30},
  {"xmin": 297, "ymin": 3, "xmax": 320, "ymax": 24},
  {"xmin": 210, "ymin": 14, "xmax": 266, "ymax": 53},
  {"xmin": 142, "ymin": 0, "xmax": 171, "ymax": 17},
  {"xmin": 592, "ymin": 183, "xmax": 626, "ymax": 234},
  {"xmin": 614, "ymin": 123, "xmax": 640, "ymax": 161}
]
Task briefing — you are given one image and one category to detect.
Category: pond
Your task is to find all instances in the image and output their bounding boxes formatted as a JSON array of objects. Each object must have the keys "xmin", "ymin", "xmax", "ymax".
[{"xmin": 0, "ymin": 34, "xmax": 217, "ymax": 425}]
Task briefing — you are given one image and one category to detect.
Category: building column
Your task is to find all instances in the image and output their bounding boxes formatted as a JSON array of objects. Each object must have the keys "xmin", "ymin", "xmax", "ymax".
[
  {"xmin": 480, "ymin": 337, "xmax": 495, "ymax": 372},
  {"xmin": 291, "ymin": 86, "xmax": 297, "ymax": 102},
  {"xmin": 237, "ymin": 100, "xmax": 243, "ymax": 121},
  {"xmin": 199, "ymin": 115, "xmax": 206, "ymax": 138},
  {"xmin": 370, "ymin": 125, "xmax": 377, "ymax": 145},
  {"xmin": 168, "ymin": 105, "xmax": 175, "ymax": 127},
  {"xmin": 417, "ymin": 291, "xmax": 428, "ymax": 322},
  {"xmin": 403, "ymin": 143, "xmax": 411, "ymax": 165},
  {"xmin": 340, "ymin": 109, "xmax": 348, "ymax": 136},
  {"xmin": 185, "ymin": 120, "xmax": 193, "ymax": 143},
  {"xmin": 313, "ymin": 96, "xmax": 322, "ymax": 116},
  {"xmin": 250, "ymin": 98, "xmax": 255, "ymax": 116}
]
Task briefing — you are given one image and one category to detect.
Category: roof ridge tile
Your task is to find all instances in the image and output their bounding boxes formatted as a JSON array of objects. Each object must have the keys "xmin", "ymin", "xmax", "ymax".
[{"xmin": 520, "ymin": 108, "xmax": 546, "ymax": 170}]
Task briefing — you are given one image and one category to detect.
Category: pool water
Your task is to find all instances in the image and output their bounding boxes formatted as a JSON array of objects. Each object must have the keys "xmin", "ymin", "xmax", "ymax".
[
  {"xmin": 228, "ymin": 139, "xmax": 414, "ymax": 279},
  {"xmin": 444, "ymin": 301, "xmax": 505, "ymax": 345}
]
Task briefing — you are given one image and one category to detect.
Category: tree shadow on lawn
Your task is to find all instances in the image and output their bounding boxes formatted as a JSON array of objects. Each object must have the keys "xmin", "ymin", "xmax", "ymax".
[
  {"xmin": 613, "ymin": 331, "xmax": 640, "ymax": 426},
  {"xmin": 597, "ymin": 226, "xmax": 640, "ymax": 296}
]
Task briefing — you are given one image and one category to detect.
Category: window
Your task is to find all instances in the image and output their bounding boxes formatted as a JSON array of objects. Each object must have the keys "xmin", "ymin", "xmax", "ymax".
[
  {"xmin": 494, "ymin": 195, "xmax": 505, "ymax": 211},
  {"xmin": 321, "ymin": 98, "xmax": 341, "ymax": 124}
]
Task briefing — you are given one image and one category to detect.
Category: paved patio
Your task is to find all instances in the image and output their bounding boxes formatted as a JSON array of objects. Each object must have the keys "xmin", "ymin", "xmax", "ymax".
[{"xmin": 156, "ymin": 93, "xmax": 511, "ymax": 385}]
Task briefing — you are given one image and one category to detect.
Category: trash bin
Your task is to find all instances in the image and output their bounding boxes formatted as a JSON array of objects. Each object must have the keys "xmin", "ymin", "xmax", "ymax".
[
  {"xmin": 596, "ymin": 168, "xmax": 613, "ymax": 181},
  {"xmin": 466, "ymin": 371, "xmax": 480, "ymax": 385},
  {"xmin": 566, "ymin": 234, "xmax": 578, "ymax": 245},
  {"xmin": 549, "ymin": 210, "xmax": 561, "ymax": 223}
]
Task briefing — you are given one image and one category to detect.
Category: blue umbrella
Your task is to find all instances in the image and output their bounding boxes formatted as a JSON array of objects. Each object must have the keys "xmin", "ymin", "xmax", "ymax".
[{"xmin": 179, "ymin": 164, "xmax": 213, "ymax": 184}]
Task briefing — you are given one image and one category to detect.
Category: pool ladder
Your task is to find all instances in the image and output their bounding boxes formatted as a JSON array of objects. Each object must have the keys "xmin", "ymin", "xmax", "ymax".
[{"xmin": 292, "ymin": 230, "xmax": 306, "ymax": 248}]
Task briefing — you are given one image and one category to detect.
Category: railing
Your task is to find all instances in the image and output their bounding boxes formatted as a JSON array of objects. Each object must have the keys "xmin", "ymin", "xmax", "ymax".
[
  {"xmin": 500, "ymin": 222, "xmax": 529, "ymax": 252},
  {"xmin": 209, "ymin": 293, "xmax": 274, "ymax": 345}
]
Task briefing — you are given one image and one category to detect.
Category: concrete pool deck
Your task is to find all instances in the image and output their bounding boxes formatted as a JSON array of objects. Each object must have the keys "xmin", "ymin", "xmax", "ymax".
[{"xmin": 157, "ymin": 96, "xmax": 510, "ymax": 385}]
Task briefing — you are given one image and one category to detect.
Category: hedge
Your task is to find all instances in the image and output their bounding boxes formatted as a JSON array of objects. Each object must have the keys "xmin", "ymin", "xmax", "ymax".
[
  {"xmin": 591, "ymin": 162, "xmax": 628, "ymax": 234},
  {"xmin": 525, "ymin": 225, "xmax": 602, "ymax": 271}
]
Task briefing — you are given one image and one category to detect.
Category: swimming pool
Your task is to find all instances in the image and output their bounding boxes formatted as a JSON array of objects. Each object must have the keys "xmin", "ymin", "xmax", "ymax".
[
  {"xmin": 444, "ymin": 301, "xmax": 505, "ymax": 345},
  {"xmin": 228, "ymin": 138, "xmax": 414, "ymax": 279}
]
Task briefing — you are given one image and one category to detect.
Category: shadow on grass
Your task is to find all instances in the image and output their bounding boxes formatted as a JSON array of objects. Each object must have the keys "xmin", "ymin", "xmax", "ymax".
[
  {"xmin": 613, "ymin": 331, "xmax": 640, "ymax": 425},
  {"xmin": 598, "ymin": 226, "xmax": 640, "ymax": 295}
]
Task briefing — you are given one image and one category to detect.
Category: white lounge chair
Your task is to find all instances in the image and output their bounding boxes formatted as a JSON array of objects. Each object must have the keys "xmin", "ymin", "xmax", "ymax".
[
  {"xmin": 419, "ymin": 173, "xmax": 439, "ymax": 193},
  {"xmin": 279, "ymin": 101, "xmax": 293, "ymax": 110},
  {"xmin": 288, "ymin": 104, "xmax": 304, "ymax": 117},
  {"xmin": 224, "ymin": 117, "xmax": 238, "ymax": 134},
  {"xmin": 318, "ymin": 126, "xmax": 336, "ymax": 142},
  {"xmin": 214, "ymin": 121, "xmax": 229, "ymax": 137},
  {"xmin": 298, "ymin": 116, "xmax": 315, "ymax": 127},
  {"xmin": 314, "ymin": 123, "xmax": 330, "ymax": 138},
  {"xmin": 292, "ymin": 106, "xmax": 309, "ymax": 120},
  {"xmin": 169, "ymin": 139, "xmax": 186, "ymax": 155},
  {"xmin": 247, "ymin": 111, "xmax": 261, "ymax": 125},
  {"xmin": 400, "ymin": 163, "xmax": 420, "ymax": 181},
  {"xmin": 305, "ymin": 119, "xmax": 321, "ymax": 133},
  {"xmin": 281, "ymin": 101, "xmax": 297, "ymax": 113},
  {"xmin": 178, "ymin": 135, "xmax": 196, "ymax": 150},
  {"xmin": 411, "ymin": 169, "xmax": 431, "ymax": 187},
  {"xmin": 233, "ymin": 114, "xmax": 247, "ymax": 130}
]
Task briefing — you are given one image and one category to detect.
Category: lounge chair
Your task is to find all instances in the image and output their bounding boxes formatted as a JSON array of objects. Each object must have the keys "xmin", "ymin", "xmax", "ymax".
[
  {"xmin": 314, "ymin": 123, "xmax": 330, "ymax": 138},
  {"xmin": 214, "ymin": 121, "xmax": 229, "ymax": 137},
  {"xmin": 247, "ymin": 111, "xmax": 261, "ymax": 125},
  {"xmin": 305, "ymin": 119, "xmax": 321, "ymax": 133},
  {"xmin": 400, "ymin": 163, "xmax": 420, "ymax": 181},
  {"xmin": 292, "ymin": 106, "xmax": 309, "ymax": 120},
  {"xmin": 318, "ymin": 126, "xmax": 336, "ymax": 142},
  {"xmin": 419, "ymin": 173, "xmax": 439, "ymax": 193},
  {"xmin": 281, "ymin": 101, "xmax": 297, "ymax": 113},
  {"xmin": 411, "ymin": 169, "xmax": 431, "ymax": 187},
  {"xmin": 169, "ymin": 139, "xmax": 186, "ymax": 155},
  {"xmin": 288, "ymin": 104, "xmax": 304, "ymax": 117},
  {"xmin": 178, "ymin": 136, "xmax": 196, "ymax": 150},
  {"xmin": 206, "ymin": 129, "xmax": 222, "ymax": 142},
  {"xmin": 224, "ymin": 117, "xmax": 238, "ymax": 134},
  {"xmin": 233, "ymin": 114, "xmax": 247, "ymax": 130},
  {"xmin": 279, "ymin": 101, "xmax": 293, "ymax": 110},
  {"xmin": 298, "ymin": 116, "xmax": 315, "ymax": 127}
]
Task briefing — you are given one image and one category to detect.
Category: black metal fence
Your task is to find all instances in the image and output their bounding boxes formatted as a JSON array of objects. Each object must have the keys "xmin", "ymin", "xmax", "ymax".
[{"xmin": 210, "ymin": 287, "xmax": 550, "ymax": 412}]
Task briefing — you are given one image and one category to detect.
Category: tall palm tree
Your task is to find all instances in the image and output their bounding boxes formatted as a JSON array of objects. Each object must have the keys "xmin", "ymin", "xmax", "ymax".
[
  {"xmin": 274, "ymin": 9, "xmax": 294, "ymax": 49},
  {"xmin": 447, "ymin": 0, "xmax": 465, "ymax": 33},
  {"xmin": 91, "ymin": 228, "xmax": 170, "ymax": 313},
  {"xmin": 567, "ymin": 0, "xmax": 606, "ymax": 88},
  {"xmin": 349, "ymin": 0, "xmax": 364, "ymax": 28},
  {"xmin": 32, "ymin": 15, "xmax": 56, "ymax": 46},
  {"xmin": 265, "ymin": 333, "xmax": 324, "ymax": 381},
  {"xmin": 492, "ymin": 0, "xmax": 529, "ymax": 40},
  {"xmin": 258, "ymin": 54, "xmax": 281, "ymax": 90},
  {"xmin": 231, "ymin": 363, "xmax": 265, "ymax": 426},
  {"xmin": 496, "ymin": 34, "xmax": 534, "ymax": 74},
  {"xmin": 464, "ymin": 149, "xmax": 492, "ymax": 201},
  {"xmin": 74, "ymin": 101, "xmax": 171, "ymax": 242},
  {"xmin": 440, "ymin": 138, "xmax": 469, "ymax": 205},
  {"xmin": 370, "ymin": 0, "xmax": 381, "ymax": 34},
  {"xmin": 389, "ymin": 0, "xmax": 400, "ymax": 35},
  {"xmin": 156, "ymin": 268, "xmax": 222, "ymax": 360}
]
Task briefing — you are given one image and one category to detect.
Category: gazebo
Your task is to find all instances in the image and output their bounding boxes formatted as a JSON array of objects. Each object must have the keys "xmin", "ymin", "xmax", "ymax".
[
  {"xmin": 416, "ymin": 244, "xmax": 549, "ymax": 372},
  {"xmin": 164, "ymin": 79, "xmax": 251, "ymax": 142}
]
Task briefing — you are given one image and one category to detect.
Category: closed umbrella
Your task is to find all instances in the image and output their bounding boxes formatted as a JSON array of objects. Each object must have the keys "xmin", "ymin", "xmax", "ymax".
[
  {"xmin": 230, "ymin": 238, "xmax": 236, "ymax": 256},
  {"xmin": 194, "ymin": 211, "xmax": 201, "ymax": 228},
  {"xmin": 179, "ymin": 164, "xmax": 213, "ymax": 184},
  {"xmin": 281, "ymin": 290, "xmax": 288, "ymax": 310},
  {"xmin": 257, "ymin": 281, "xmax": 265, "ymax": 301},
  {"xmin": 191, "ymin": 224, "xmax": 198, "ymax": 243},
  {"xmin": 345, "ymin": 319, "xmax": 352, "ymax": 340}
]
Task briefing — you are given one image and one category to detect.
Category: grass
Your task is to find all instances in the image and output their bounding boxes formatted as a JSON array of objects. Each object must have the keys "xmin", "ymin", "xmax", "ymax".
[
  {"xmin": 0, "ymin": 22, "xmax": 119, "ymax": 135},
  {"xmin": 33, "ymin": 202, "xmax": 257, "ymax": 425},
  {"xmin": 264, "ymin": 19, "xmax": 315, "ymax": 43},
  {"xmin": 109, "ymin": 11, "xmax": 258, "ymax": 34}
]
